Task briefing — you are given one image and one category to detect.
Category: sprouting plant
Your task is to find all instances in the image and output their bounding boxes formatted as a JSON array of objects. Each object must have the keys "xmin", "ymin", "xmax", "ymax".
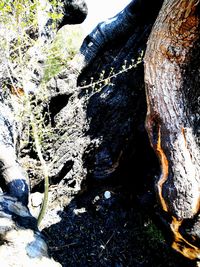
[
  {"xmin": 78, "ymin": 50, "xmax": 144, "ymax": 95},
  {"xmin": 0, "ymin": 0, "xmax": 64, "ymax": 227}
]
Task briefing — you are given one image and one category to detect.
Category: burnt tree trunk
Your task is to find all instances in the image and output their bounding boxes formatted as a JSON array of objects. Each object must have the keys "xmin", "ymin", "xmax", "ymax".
[
  {"xmin": 27, "ymin": 0, "xmax": 164, "ymax": 215},
  {"xmin": 144, "ymin": 0, "xmax": 200, "ymax": 260},
  {"xmin": 10, "ymin": 0, "xmax": 199, "ymax": 263}
]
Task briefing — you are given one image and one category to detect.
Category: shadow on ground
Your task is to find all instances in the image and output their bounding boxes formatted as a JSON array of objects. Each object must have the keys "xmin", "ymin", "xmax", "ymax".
[{"xmin": 43, "ymin": 182, "xmax": 196, "ymax": 267}]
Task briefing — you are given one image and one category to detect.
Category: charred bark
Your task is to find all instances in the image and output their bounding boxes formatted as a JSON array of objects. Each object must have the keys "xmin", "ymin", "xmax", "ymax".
[
  {"xmin": 26, "ymin": 0, "xmax": 163, "ymax": 214},
  {"xmin": 144, "ymin": 0, "xmax": 200, "ymax": 260},
  {"xmin": 0, "ymin": 0, "xmax": 199, "ymax": 264}
]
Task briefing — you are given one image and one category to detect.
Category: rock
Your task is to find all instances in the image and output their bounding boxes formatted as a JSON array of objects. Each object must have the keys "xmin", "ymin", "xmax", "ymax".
[
  {"xmin": 0, "ymin": 194, "xmax": 61, "ymax": 266},
  {"xmin": 31, "ymin": 192, "xmax": 43, "ymax": 208},
  {"xmin": 29, "ymin": 192, "xmax": 43, "ymax": 219},
  {"xmin": 58, "ymin": 0, "xmax": 88, "ymax": 28},
  {"xmin": 104, "ymin": 191, "xmax": 111, "ymax": 199}
]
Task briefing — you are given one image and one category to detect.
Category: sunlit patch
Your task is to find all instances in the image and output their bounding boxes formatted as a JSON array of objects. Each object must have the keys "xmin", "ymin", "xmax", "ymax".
[{"xmin": 171, "ymin": 216, "xmax": 200, "ymax": 260}]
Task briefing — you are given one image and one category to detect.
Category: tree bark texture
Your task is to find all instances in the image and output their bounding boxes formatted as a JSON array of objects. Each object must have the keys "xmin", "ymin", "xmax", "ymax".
[{"xmin": 144, "ymin": 0, "xmax": 200, "ymax": 260}]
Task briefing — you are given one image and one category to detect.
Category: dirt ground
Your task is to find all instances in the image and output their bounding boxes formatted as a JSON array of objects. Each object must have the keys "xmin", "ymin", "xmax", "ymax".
[{"xmin": 42, "ymin": 181, "xmax": 196, "ymax": 267}]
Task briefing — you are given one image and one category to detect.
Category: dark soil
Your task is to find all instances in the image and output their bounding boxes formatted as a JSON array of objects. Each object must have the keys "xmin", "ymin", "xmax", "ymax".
[{"xmin": 43, "ymin": 182, "xmax": 196, "ymax": 267}]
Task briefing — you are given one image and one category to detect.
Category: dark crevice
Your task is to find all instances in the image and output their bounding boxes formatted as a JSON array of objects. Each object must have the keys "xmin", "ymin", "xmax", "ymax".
[
  {"xmin": 49, "ymin": 94, "xmax": 72, "ymax": 126},
  {"xmin": 50, "ymin": 160, "xmax": 74, "ymax": 185},
  {"xmin": 67, "ymin": 180, "xmax": 76, "ymax": 188},
  {"xmin": 32, "ymin": 160, "xmax": 74, "ymax": 193}
]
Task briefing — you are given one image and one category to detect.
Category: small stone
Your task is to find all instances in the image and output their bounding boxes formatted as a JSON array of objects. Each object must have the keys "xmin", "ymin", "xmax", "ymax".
[
  {"xmin": 93, "ymin": 195, "xmax": 100, "ymax": 203},
  {"xmin": 31, "ymin": 192, "xmax": 43, "ymax": 207},
  {"xmin": 73, "ymin": 207, "xmax": 86, "ymax": 215},
  {"xmin": 104, "ymin": 191, "xmax": 111, "ymax": 199}
]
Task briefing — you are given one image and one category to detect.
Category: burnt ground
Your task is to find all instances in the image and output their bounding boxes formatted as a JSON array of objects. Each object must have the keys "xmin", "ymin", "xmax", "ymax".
[{"xmin": 42, "ymin": 181, "xmax": 196, "ymax": 267}]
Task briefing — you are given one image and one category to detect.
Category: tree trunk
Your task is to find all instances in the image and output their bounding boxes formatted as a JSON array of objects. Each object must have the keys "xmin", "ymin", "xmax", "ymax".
[
  {"xmin": 144, "ymin": 0, "xmax": 200, "ymax": 260},
  {"xmin": 1, "ymin": 0, "xmax": 198, "ymax": 263}
]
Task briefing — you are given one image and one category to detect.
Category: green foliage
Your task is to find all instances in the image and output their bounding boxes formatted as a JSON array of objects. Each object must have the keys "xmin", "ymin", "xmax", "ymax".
[
  {"xmin": 0, "ymin": 0, "xmax": 143, "ymax": 227},
  {"xmin": 43, "ymin": 25, "xmax": 84, "ymax": 82},
  {"xmin": 79, "ymin": 51, "xmax": 144, "ymax": 96},
  {"xmin": 0, "ymin": 0, "xmax": 64, "ymax": 67},
  {"xmin": 0, "ymin": 0, "xmax": 81, "ymax": 157},
  {"xmin": 0, "ymin": 0, "xmax": 69, "ymax": 226},
  {"xmin": 144, "ymin": 220, "xmax": 164, "ymax": 244}
]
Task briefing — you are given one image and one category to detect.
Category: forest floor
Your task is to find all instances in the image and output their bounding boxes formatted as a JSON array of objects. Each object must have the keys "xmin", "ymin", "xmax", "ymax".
[{"xmin": 41, "ymin": 181, "xmax": 196, "ymax": 267}]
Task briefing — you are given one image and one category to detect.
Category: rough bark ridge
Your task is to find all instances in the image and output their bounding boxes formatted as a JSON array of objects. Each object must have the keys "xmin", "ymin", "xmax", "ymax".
[{"xmin": 144, "ymin": 0, "xmax": 200, "ymax": 260}]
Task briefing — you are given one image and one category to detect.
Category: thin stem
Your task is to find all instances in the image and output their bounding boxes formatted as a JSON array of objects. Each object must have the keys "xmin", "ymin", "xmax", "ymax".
[{"xmin": 30, "ymin": 112, "xmax": 49, "ymax": 227}]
